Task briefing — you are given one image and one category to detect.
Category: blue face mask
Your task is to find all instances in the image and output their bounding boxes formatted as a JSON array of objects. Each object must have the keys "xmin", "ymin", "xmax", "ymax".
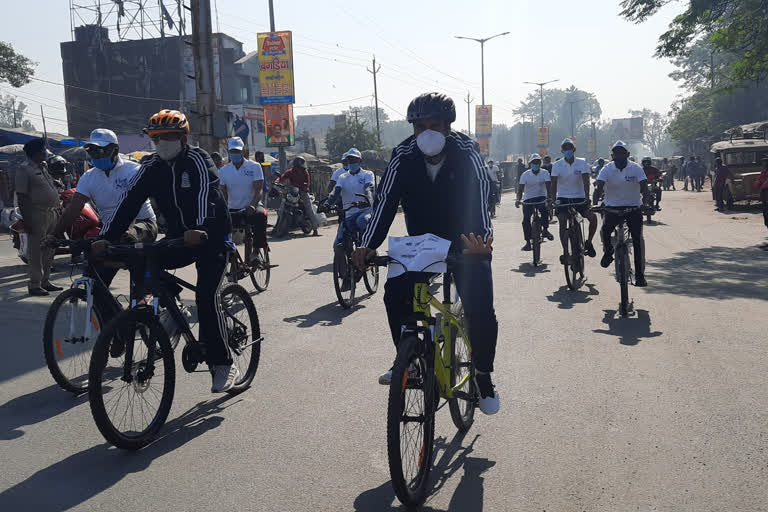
[
  {"xmin": 531, "ymin": 163, "xmax": 541, "ymax": 172},
  {"xmin": 230, "ymin": 153, "xmax": 243, "ymax": 164},
  {"xmin": 563, "ymin": 149, "xmax": 575, "ymax": 159},
  {"xmin": 90, "ymin": 157, "xmax": 116, "ymax": 171},
  {"xmin": 342, "ymin": 164, "xmax": 349, "ymax": 170},
  {"xmin": 614, "ymin": 157, "xmax": 628, "ymax": 169},
  {"xmin": 348, "ymin": 163, "xmax": 361, "ymax": 173}
]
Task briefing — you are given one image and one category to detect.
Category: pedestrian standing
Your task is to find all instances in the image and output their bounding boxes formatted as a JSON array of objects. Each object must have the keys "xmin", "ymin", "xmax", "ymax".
[
  {"xmin": 15, "ymin": 138, "xmax": 63, "ymax": 296},
  {"xmin": 713, "ymin": 157, "xmax": 735, "ymax": 211},
  {"xmin": 680, "ymin": 156, "xmax": 689, "ymax": 191}
]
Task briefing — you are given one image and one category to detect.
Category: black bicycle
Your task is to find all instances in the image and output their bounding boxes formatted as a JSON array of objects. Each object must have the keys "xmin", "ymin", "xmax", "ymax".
[
  {"xmin": 87, "ymin": 238, "xmax": 262, "ymax": 450},
  {"xmin": 559, "ymin": 200, "xmax": 588, "ymax": 290},
  {"xmin": 527, "ymin": 199, "xmax": 548, "ymax": 267},
  {"xmin": 593, "ymin": 206, "xmax": 642, "ymax": 316},
  {"xmin": 324, "ymin": 196, "xmax": 378, "ymax": 309},
  {"xmin": 227, "ymin": 208, "xmax": 274, "ymax": 293},
  {"xmin": 43, "ymin": 239, "xmax": 125, "ymax": 394}
]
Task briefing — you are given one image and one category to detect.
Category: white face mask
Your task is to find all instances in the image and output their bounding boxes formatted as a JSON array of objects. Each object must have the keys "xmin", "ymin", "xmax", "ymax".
[
  {"xmin": 155, "ymin": 139, "xmax": 183, "ymax": 161},
  {"xmin": 416, "ymin": 130, "xmax": 446, "ymax": 157}
]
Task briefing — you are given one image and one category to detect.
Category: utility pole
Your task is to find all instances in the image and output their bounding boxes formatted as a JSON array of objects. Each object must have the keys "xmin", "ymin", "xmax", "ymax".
[
  {"xmin": 267, "ymin": 0, "xmax": 287, "ymax": 173},
  {"xmin": 455, "ymin": 32, "xmax": 510, "ymax": 106},
  {"xmin": 367, "ymin": 56, "xmax": 382, "ymax": 144},
  {"xmin": 566, "ymin": 97, "xmax": 586, "ymax": 140},
  {"xmin": 11, "ymin": 97, "xmax": 17, "ymax": 128},
  {"xmin": 524, "ymin": 79, "xmax": 559, "ymax": 128},
  {"xmin": 464, "ymin": 92, "xmax": 473, "ymax": 136},
  {"xmin": 40, "ymin": 106, "xmax": 48, "ymax": 141},
  {"xmin": 191, "ymin": 0, "xmax": 217, "ymax": 154}
]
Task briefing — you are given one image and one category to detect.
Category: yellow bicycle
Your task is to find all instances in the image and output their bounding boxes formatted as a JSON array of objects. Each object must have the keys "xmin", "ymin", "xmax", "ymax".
[{"xmin": 370, "ymin": 253, "xmax": 479, "ymax": 507}]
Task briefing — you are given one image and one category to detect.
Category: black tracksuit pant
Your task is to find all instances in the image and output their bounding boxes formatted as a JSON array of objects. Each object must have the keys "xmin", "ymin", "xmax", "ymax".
[{"xmin": 601, "ymin": 208, "xmax": 645, "ymax": 276}]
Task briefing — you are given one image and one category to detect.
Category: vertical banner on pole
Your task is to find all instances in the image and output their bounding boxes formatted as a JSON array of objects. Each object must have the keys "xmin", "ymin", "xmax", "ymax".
[
  {"xmin": 257, "ymin": 31, "xmax": 295, "ymax": 104},
  {"xmin": 475, "ymin": 105, "xmax": 492, "ymax": 157},
  {"xmin": 537, "ymin": 126, "xmax": 549, "ymax": 156}
]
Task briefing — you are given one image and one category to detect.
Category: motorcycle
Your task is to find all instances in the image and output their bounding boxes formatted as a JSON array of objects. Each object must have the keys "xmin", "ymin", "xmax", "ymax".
[
  {"xmin": 269, "ymin": 182, "xmax": 319, "ymax": 237},
  {"xmin": 11, "ymin": 188, "xmax": 101, "ymax": 264}
]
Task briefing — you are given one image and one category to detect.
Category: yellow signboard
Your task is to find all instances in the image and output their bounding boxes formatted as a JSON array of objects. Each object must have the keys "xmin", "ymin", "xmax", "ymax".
[
  {"xmin": 475, "ymin": 105, "xmax": 492, "ymax": 137},
  {"xmin": 257, "ymin": 31, "xmax": 295, "ymax": 104},
  {"xmin": 537, "ymin": 126, "xmax": 550, "ymax": 147}
]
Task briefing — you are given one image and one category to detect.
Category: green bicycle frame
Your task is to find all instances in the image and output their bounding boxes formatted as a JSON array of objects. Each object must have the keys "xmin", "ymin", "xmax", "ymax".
[{"xmin": 412, "ymin": 282, "xmax": 472, "ymax": 399}]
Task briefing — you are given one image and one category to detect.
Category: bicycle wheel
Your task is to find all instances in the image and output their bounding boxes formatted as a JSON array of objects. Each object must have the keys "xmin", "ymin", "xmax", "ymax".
[
  {"xmin": 564, "ymin": 222, "xmax": 584, "ymax": 290},
  {"xmin": 363, "ymin": 262, "xmax": 379, "ymax": 294},
  {"xmin": 43, "ymin": 287, "xmax": 105, "ymax": 394},
  {"xmin": 532, "ymin": 217, "xmax": 542, "ymax": 266},
  {"xmin": 448, "ymin": 301, "xmax": 475, "ymax": 432},
  {"xmin": 248, "ymin": 246, "xmax": 271, "ymax": 292},
  {"xmin": 333, "ymin": 250, "xmax": 354, "ymax": 308},
  {"xmin": 219, "ymin": 283, "xmax": 261, "ymax": 393},
  {"xmin": 616, "ymin": 245, "xmax": 630, "ymax": 316},
  {"xmin": 88, "ymin": 307, "xmax": 175, "ymax": 450},
  {"xmin": 387, "ymin": 335, "xmax": 436, "ymax": 508}
]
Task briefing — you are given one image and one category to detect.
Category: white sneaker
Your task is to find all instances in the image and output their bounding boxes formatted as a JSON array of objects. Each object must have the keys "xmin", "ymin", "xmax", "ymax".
[
  {"xmin": 475, "ymin": 372, "xmax": 500, "ymax": 415},
  {"xmin": 211, "ymin": 364, "xmax": 240, "ymax": 393}
]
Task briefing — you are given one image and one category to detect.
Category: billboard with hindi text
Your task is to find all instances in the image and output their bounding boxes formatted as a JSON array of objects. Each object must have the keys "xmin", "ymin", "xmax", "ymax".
[
  {"xmin": 475, "ymin": 105, "xmax": 492, "ymax": 138},
  {"xmin": 258, "ymin": 31, "xmax": 295, "ymax": 104}
]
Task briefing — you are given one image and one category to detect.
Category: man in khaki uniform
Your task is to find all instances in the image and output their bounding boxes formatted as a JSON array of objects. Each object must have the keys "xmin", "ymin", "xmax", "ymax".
[{"xmin": 15, "ymin": 138, "xmax": 63, "ymax": 296}]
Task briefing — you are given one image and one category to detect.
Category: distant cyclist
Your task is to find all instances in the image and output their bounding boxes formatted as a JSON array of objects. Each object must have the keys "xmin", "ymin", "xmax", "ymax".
[
  {"xmin": 94, "ymin": 110, "xmax": 237, "ymax": 393},
  {"xmin": 542, "ymin": 155, "xmax": 553, "ymax": 172},
  {"xmin": 351, "ymin": 92, "xmax": 499, "ymax": 415},
  {"xmin": 327, "ymin": 153, "xmax": 350, "ymax": 194},
  {"xmin": 516, "ymin": 153, "xmax": 554, "ymax": 251},
  {"xmin": 324, "ymin": 147, "xmax": 374, "ymax": 253},
  {"xmin": 593, "ymin": 140, "xmax": 650, "ymax": 287},
  {"xmin": 219, "ymin": 136, "xmax": 267, "ymax": 262},
  {"xmin": 550, "ymin": 138, "xmax": 598, "ymax": 263},
  {"xmin": 486, "ymin": 159, "xmax": 501, "ymax": 205},
  {"xmin": 641, "ymin": 156, "xmax": 663, "ymax": 211}
]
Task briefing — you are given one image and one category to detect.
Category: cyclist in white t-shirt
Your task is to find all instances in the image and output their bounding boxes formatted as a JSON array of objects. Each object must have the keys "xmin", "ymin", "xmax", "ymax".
[
  {"xmin": 515, "ymin": 153, "xmax": 554, "ymax": 251},
  {"xmin": 327, "ymin": 154, "xmax": 350, "ymax": 194},
  {"xmin": 219, "ymin": 136, "xmax": 267, "ymax": 262},
  {"xmin": 594, "ymin": 140, "xmax": 650, "ymax": 287},
  {"xmin": 322, "ymin": 148, "xmax": 374, "ymax": 251},
  {"xmin": 551, "ymin": 138, "xmax": 598, "ymax": 264}
]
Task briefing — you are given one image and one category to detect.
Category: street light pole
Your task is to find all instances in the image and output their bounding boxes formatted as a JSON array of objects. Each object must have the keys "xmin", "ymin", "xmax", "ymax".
[
  {"xmin": 455, "ymin": 32, "xmax": 509, "ymax": 106},
  {"xmin": 523, "ymin": 79, "xmax": 559, "ymax": 128}
]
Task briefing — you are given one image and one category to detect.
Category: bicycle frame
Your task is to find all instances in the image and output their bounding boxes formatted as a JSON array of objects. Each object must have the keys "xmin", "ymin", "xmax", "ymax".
[{"xmin": 408, "ymin": 276, "xmax": 472, "ymax": 401}]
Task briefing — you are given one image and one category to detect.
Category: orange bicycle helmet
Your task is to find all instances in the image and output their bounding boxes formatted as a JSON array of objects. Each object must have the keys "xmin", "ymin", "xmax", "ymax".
[{"xmin": 144, "ymin": 109, "xmax": 190, "ymax": 136}]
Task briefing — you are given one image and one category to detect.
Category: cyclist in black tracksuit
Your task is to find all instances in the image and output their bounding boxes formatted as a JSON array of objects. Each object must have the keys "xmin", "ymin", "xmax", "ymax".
[
  {"xmin": 97, "ymin": 109, "xmax": 237, "ymax": 393},
  {"xmin": 352, "ymin": 93, "xmax": 500, "ymax": 415}
]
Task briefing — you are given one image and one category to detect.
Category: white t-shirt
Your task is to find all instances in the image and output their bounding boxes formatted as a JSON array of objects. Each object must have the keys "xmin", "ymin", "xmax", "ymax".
[
  {"xmin": 597, "ymin": 161, "xmax": 647, "ymax": 207},
  {"xmin": 219, "ymin": 160, "xmax": 264, "ymax": 209},
  {"xmin": 551, "ymin": 157, "xmax": 590, "ymax": 198},
  {"xmin": 76, "ymin": 157, "xmax": 155, "ymax": 222},
  {"xmin": 519, "ymin": 169, "xmax": 551, "ymax": 200},
  {"xmin": 333, "ymin": 169, "xmax": 374, "ymax": 215},
  {"xmin": 487, "ymin": 164, "xmax": 500, "ymax": 183}
]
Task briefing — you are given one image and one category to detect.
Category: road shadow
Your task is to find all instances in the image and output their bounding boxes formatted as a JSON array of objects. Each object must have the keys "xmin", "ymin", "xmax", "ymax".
[
  {"xmin": 353, "ymin": 431, "xmax": 496, "ymax": 511},
  {"xmin": 0, "ymin": 395, "xmax": 236, "ymax": 511},
  {"xmin": 0, "ymin": 301, "xmax": 58, "ymax": 383},
  {"xmin": 546, "ymin": 283, "xmax": 599, "ymax": 310},
  {"xmin": 283, "ymin": 299, "xmax": 366, "ymax": 328},
  {"xmin": 593, "ymin": 309, "xmax": 663, "ymax": 346},
  {"xmin": 0, "ymin": 383, "xmax": 89, "ymax": 440},
  {"xmin": 302, "ymin": 263, "xmax": 333, "ymax": 276},
  {"xmin": 646, "ymin": 245, "xmax": 768, "ymax": 301},
  {"xmin": 511, "ymin": 262, "xmax": 550, "ymax": 277}
]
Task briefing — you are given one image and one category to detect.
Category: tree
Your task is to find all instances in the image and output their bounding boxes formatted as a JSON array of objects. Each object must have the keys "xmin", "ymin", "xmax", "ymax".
[
  {"xmin": 629, "ymin": 109, "xmax": 672, "ymax": 155},
  {"xmin": 0, "ymin": 93, "xmax": 35, "ymax": 131},
  {"xmin": 325, "ymin": 122, "xmax": 380, "ymax": 161},
  {"xmin": 0, "ymin": 42, "xmax": 36, "ymax": 87},
  {"xmin": 620, "ymin": 0, "xmax": 768, "ymax": 83}
]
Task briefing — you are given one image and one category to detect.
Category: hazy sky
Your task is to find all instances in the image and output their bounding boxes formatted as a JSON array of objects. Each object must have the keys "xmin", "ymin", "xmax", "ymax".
[{"xmin": 4, "ymin": 0, "xmax": 685, "ymax": 135}]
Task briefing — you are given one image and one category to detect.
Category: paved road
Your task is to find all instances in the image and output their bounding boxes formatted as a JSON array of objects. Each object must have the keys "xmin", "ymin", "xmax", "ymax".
[{"xmin": 1, "ymin": 187, "xmax": 767, "ymax": 511}]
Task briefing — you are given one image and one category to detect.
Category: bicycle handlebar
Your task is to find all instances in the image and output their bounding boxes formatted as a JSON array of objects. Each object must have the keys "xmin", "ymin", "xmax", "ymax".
[{"xmin": 368, "ymin": 252, "xmax": 491, "ymax": 269}]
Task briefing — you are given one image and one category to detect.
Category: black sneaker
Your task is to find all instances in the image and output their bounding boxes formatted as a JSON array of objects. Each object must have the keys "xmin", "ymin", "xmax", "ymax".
[
  {"xmin": 635, "ymin": 274, "xmax": 648, "ymax": 287},
  {"xmin": 522, "ymin": 242, "xmax": 532, "ymax": 251},
  {"xmin": 559, "ymin": 254, "xmax": 567, "ymax": 265},
  {"xmin": 600, "ymin": 252, "xmax": 614, "ymax": 268},
  {"xmin": 474, "ymin": 372, "xmax": 500, "ymax": 415},
  {"xmin": 584, "ymin": 240, "xmax": 597, "ymax": 258},
  {"xmin": 543, "ymin": 229, "xmax": 555, "ymax": 241}
]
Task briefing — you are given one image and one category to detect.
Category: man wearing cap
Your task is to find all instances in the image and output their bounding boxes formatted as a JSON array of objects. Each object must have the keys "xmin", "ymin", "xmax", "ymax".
[
  {"xmin": 276, "ymin": 156, "xmax": 319, "ymax": 236},
  {"xmin": 219, "ymin": 137, "xmax": 268, "ymax": 260},
  {"xmin": 515, "ymin": 153, "xmax": 554, "ymax": 251},
  {"xmin": 594, "ymin": 141, "xmax": 650, "ymax": 287},
  {"xmin": 50, "ymin": 129, "xmax": 158, "ymax": 286},
  {"xmin": 15, "ymin": 138, "xmax": 62, "ymax": 296},
  {"xmin": 487, "ymin": 159, "xmax": 501, "ymax": 206},
  {"xmin": 328, "ymin": 153, "xmax": 351, "ymax": 195},
  {"xmin": 551, "ymin": 138, "xmax": 598, "ymax": 263}
]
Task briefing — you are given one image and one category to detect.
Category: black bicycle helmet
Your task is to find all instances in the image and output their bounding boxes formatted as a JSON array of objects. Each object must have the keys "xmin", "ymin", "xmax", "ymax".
[
  {"xmin": 292, "ymin": 156, "xmax": 307, "ymax": 169},
  {"xmin": 406, "ymin": 92, "xmax": 456, "ymax": 123},
  {"xmin": 641, "ymin": 156, "xmax": 652, "ymax": 165},
  {"xmin": 47, "ymin": 155, "xmax": 68, "ymax": 177}
]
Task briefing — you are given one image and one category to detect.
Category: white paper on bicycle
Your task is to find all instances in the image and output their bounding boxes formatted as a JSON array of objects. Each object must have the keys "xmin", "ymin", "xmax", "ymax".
[{"xmin": 386, "ymin": 234, "xmax": 451, "ymax": 279}]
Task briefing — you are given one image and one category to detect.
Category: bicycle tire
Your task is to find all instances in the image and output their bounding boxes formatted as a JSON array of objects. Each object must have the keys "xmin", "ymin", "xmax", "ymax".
[
  {"xmin": 333, "ymin": 250, "xmax": 354, "ymax": 309},
  {"xmin": 88, "ymin": 307, "xmax": 175, "ymax": 450},
  {"xmin": 447, "ymin": 302, "xmax": 476, "ymax": 432},
  {"xmin": 43, "ymin": 287, "xmax": 105, "ymax": 394},
  {"xmin": 564, "ymin": 220, "xmax": 583, "ymax": 290},
  {"xmin": 387, "ymin": 335, "xmax": 436, "ymax": 508},
  {"xmin": 248, "ymin": 246, "xmax": 271, "ymax": 292},
  {"xmin": 532, "ymin": 218, "xmax": 542, "ymax": 266},
  {"xmin": 363, "ymin": 262, "xmax": 379, "ymax": 294},
  {"xmin": 219, "ymin": 283, "xmax": 261, "ymax": 393},
  {"xmin": 616, "ymin": 245, "xmax": 629, "ymax": 316}
]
